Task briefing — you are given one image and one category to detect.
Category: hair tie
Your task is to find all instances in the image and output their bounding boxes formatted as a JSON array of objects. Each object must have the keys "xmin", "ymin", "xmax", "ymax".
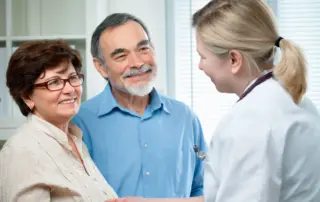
[{"xmin": 275, "ymin": 37, "xmax": 283, "ymax": 47}]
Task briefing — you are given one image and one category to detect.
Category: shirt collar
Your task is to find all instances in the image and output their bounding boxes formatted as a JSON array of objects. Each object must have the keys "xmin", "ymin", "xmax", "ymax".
[
  {"xmin": 149, "ymin": 88, "xmax": 170, "ymax": 114},
  {"xmin": 28, "ymin": 114, "xmax": 83, "ymax": 150},
  {"xmin": 97, "ymin": 83, "xmax": 170, "ymax": 117}
]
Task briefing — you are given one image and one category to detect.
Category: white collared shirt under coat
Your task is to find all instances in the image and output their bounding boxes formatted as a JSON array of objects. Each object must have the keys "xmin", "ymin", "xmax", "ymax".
[
  {"xmin": 0, "ymin": 114, "xmax": 118, "ymax": 202},
  {"xmin": 204, "ymin": 78, "xmax": 320, "ymax": 202}
]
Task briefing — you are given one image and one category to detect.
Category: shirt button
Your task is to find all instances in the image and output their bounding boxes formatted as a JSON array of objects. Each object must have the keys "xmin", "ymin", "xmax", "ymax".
[
  {"xmin": 144, "ymin": 144, "xmax": 148, "ymax": 148},
  {"xmin": 146, "ymin": 171, "xmax": 150, "ymax": 176}
]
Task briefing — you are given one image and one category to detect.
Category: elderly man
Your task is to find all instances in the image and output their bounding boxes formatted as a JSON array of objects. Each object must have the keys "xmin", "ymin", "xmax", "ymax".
[{"xmin": 72, "ymin": 13, "xmax": 207, "ymax": 199}]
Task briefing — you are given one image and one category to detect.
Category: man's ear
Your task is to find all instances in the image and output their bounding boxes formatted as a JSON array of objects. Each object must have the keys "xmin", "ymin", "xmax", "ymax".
[
  {"xmin": 93, "ymin": 57, "xmax": 109, "ymax": 78},
  {"xmin": 228, "ymin": 50, "xmax": 243, "ymax": 75},
  {"xmin": 22, "ymin": 96, "xmax": 35, "ymax": 111}
]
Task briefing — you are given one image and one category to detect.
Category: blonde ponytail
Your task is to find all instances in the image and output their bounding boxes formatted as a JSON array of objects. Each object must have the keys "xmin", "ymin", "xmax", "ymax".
[
  {"xmin": 192, "ymin": 0, "xmax": 308, "ymax": 104},
  {"xmin": 274, "ymin": 39, "xmax": 307, "ymax": 103}
]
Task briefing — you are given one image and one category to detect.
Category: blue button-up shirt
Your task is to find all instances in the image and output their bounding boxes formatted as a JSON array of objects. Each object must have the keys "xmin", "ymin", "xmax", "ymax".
[{"xmin": 72, "ymin": 84, "xmax": 207, "ymax": 198}]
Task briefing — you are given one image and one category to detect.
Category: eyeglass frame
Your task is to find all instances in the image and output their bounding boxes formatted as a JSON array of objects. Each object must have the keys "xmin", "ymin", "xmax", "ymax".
[{"xmin": 33, "ymin": 73, "xmax": 85, "ymax": 91}]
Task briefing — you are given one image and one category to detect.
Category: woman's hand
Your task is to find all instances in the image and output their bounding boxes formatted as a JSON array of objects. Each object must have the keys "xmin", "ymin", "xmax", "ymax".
[
  {"xmin": 105, "ymin": 196, "xmax": 203, "ymax": 202},
  {"xmin": 106, "ymin": 197, "xmax": 145, "ymax": 202}
]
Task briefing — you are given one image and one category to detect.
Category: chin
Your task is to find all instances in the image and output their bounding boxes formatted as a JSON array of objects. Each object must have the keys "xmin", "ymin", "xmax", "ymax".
[
  {"xmin": 59, "ymin": 110, "xmax": 78, "ymax": 119},
  {"xmin": 215, "ymin": 87, "xmax": 224, "ymax": 93},
  {"xmin": 128, "ymin": 78, "xmax": 152, "ymax": 86},
  {"xmin": 126, "ymin": 83, "xmax": 154, "ymax": 97},
  {"xmin": 216, "ymin": 86, "xmax": 234, "ymax": 94}
]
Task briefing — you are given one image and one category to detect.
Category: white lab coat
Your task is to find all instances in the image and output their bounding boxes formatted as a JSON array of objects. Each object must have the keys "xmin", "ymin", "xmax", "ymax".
[
  {"xmin": 299, "ymin": 96, "xmax": 319, "ymax": 116},
  {"xmin": 204, "ymin": 78, "xmax": 320, "ymax": 202}
]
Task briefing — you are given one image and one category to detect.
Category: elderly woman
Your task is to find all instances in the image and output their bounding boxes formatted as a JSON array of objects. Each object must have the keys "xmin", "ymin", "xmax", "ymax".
[{"xmin": 0, "ymin": 40, "xmax": 118, "ymax": 201}]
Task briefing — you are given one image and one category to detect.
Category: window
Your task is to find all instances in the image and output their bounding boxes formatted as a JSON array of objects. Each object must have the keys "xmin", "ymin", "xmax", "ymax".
[
  {"xmin": 171, "ymin": 0, "xmax": 320, "ymax": 142},
  {"xmin": 274, "ymin": 0, "xmax": 320, "ymax": 111}
]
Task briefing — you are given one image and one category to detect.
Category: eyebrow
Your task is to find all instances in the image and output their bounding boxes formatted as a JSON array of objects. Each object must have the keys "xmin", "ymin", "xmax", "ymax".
[
  {"xmin": 110, "ymin": 39, "xmax": 151, "ymax": 58},
  {"xmin": 45, "ymin": 72, "xmax": 77, "ymax": 81},
  {"xmin": 137, "ymin": 39, "xmax": 150, "ymax": 47},
  {"xmin": 110, "ymin": 48, "xmax": 126, "ymax": 58}
]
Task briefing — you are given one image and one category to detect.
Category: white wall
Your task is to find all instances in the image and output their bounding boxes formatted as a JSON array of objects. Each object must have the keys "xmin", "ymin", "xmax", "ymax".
[
  {"xmin": 84, "ymin": 0, "xmax": 109, "ymax": 99},
  {"xmin": 85, "ymin": 0, "xmax": 168, "ymax": 99},
  {"xmin": 0, "ymin": 0, "xmax": 169, "ymax": 139}
]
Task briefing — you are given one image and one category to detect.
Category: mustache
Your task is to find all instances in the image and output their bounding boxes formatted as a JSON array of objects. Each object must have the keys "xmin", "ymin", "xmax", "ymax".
[{"xmin": 122, "ymin": 64, "xmax": 153, "ymax": 78}]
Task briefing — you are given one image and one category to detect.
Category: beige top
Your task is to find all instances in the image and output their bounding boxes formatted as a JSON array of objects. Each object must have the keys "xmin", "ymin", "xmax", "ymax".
[{"xmin": 0, "ymin": 114, "xmax": 118, "ymax": 202}]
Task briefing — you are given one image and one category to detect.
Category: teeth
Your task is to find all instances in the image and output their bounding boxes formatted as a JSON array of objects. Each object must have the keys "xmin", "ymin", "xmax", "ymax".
[
  {"xmin": 129, "ymin": 71, "xmax": 149, "ymax": 77},
  {"xmin": 60, "ymin": 99, "xmax": 75, "ymax": 104}
]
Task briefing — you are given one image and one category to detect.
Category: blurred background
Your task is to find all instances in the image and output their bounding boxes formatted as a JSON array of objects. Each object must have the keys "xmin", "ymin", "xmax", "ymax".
[{"xmin": 1, "ymin": 0, "xmax": 320, "ymax": 149}]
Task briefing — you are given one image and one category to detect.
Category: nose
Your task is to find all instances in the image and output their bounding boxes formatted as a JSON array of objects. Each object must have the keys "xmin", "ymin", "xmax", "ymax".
[
  {"xmin": 62, "ymin": 81, "xmax": 75, "ymax": 94},
  {"xmin": 198, "ymin": 63, "xmax": 203, "ymax": 71},
  {"xmin": 128, "ymin": 52, "xmax": 144, "ymax": 68}
]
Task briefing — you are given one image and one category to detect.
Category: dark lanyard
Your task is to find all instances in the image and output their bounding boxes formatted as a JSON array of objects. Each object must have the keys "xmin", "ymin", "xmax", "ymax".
[{"xmin": 237, "ymin": 71, "xmax": 273, "ymax": 102}]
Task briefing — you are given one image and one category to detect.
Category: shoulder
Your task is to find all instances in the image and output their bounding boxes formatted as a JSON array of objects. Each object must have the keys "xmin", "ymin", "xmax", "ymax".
[
  {"xmin": 226, "ymin": 100, "xmax": 319, "ymax": 146},
  {"xmin": 2, "ymin": 122, "xmax": 40, "ymax": 152},
  {"xmin": 73, "ymin": 92, "xmax": 107, "ymax": 124},
  {"xmin": 159, "ymin": 94, "xmax": 199, "ymax": 119},
  {"xmin": 79, "ymin": 92, "xmax": 105, "ymax": 114},
  {"xmin": 284, "ymin": 110, "xmax": 320, "ymax": 138},
  {"xmin": 298, "ymin": 96, "xmax": 319, "ymax": 116},
  {"xmin": 0, "ymin": 127, "xmax": 53, "ymax": 200},
  {"xmin": 1, "ymin": 123, "xmax": 46, "ymax": 160},
  {"xmin": 0, "ymin": 124, "xmax": 49, "ymax": 181}
]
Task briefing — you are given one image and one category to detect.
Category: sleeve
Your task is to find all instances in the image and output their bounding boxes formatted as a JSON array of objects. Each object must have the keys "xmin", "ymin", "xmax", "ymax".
[
  {"xmin": 13, "ymin": 186, "xmax": 51, "ymax": 202},
  {"xmin": 215, "ymin": 119, "xmax": 281, "ymax": 202},
  {"xmin": 72, "ymin": 113, "xmax": 93, "ymax": 156},
  {"xmin": 0, "ymin": 145, "xmax": 51, "ymax": 202},
  {"xmin": 299, "ymin": 96, "xmax": 319, "ymax": 116},
  {"xmin": 191, "ymin": 115, "xmax": 208, "ymax": 197}
]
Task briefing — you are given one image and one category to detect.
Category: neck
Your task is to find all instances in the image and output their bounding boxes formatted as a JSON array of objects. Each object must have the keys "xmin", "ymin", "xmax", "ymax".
[
  {"xmin": 233, "ymin": 64, "xmax": 273, "ymax": 97},
  {"xmin": 111, "ymin": 86, "xmax": 150, "ymax": 116},
  {"xmin": 34, "ymin": 113, "xmax": 70, "ymax": 134},
  {"xmin": 234, "ymin": 76, "xmax": 258, "ymax": 97},
  {"xmin": 52, "ymin": 121, "xmax": 69, "ymax": 134}
]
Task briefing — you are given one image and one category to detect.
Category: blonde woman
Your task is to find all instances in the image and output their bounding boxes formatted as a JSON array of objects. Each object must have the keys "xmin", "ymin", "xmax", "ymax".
[
  {"xmin": 192, "ymin": 0, "xmax": 320, "ymax": 201},
  {"xmin": 0, "ymin": 40, "xmax": 118, "ymax": 201},
  {"xmin": 107, "ymin": 0, "xmax": 320, "ymax": 202}
]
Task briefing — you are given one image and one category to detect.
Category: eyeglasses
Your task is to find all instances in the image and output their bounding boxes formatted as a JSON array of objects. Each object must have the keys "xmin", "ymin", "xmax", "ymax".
[{"xmin": 34, "ymin": 74, "xmax": 84, "ymax": 91}]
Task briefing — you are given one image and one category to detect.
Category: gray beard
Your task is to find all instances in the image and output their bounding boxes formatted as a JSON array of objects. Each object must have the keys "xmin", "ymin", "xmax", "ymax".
[
  {"xmin": 110, "ymin": 80, "xmax": 155, "ymax": 97},
  {"xmin": 125, "ymin": 81, "xmax": 154, "ymax": 97}
]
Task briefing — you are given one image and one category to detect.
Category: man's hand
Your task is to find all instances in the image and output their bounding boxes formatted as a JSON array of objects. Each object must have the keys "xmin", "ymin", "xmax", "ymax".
[{"xmin": 105, "ymin": 196, "xmax": 203, "ymax": 202}]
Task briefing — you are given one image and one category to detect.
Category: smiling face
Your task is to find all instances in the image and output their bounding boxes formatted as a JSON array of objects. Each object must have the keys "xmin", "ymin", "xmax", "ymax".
[
  {"xmin": 94, "ymin": 20, "xmax": 157, "ymax": 97},
  {"xmin": 196, "ymin": 32, "xmax": 235, "ymax": 93},
  {"xmin": 23, "ymin": 62, "xmax": 82, "ymax": 125}
]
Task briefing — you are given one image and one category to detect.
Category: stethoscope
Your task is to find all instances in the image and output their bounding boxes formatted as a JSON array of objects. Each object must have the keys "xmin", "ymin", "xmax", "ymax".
[
  {"xmin": 193, "ymin": 144, "xmax": 207, "ymax": 161},
  {"xmin": 193, "ymin": 71, "xmax": 274, "ymax": 161}
]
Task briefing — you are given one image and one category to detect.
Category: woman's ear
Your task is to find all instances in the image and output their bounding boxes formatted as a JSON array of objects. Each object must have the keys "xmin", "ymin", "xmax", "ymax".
[
  {"xmin": 22, "ymin": 96, "xmax": 35, "ymax": 111},
  {"xmin": 229, "ymin": 50, "xmax": 243, "ymax": 75}
]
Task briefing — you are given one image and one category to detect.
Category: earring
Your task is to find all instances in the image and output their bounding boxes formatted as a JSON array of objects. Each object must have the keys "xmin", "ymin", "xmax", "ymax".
[{"xmin": 27, "ymin": 103, "xmax": 34, "ymax": 111}]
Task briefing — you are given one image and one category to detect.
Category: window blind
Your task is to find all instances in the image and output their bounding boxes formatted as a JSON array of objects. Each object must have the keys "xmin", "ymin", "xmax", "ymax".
[
  {"xmin": 275, "ymin": 0, "xmax": 320, "ymax": 110},
  {"xmin": 172, "ymin": 0, "xmax": 320, "ymax": 142}
]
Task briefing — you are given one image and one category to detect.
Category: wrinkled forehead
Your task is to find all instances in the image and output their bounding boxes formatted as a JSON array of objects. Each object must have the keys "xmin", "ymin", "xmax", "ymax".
[{"xmin": 100, "ymin": 21, "xmax": 150, "ymax": 54}]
